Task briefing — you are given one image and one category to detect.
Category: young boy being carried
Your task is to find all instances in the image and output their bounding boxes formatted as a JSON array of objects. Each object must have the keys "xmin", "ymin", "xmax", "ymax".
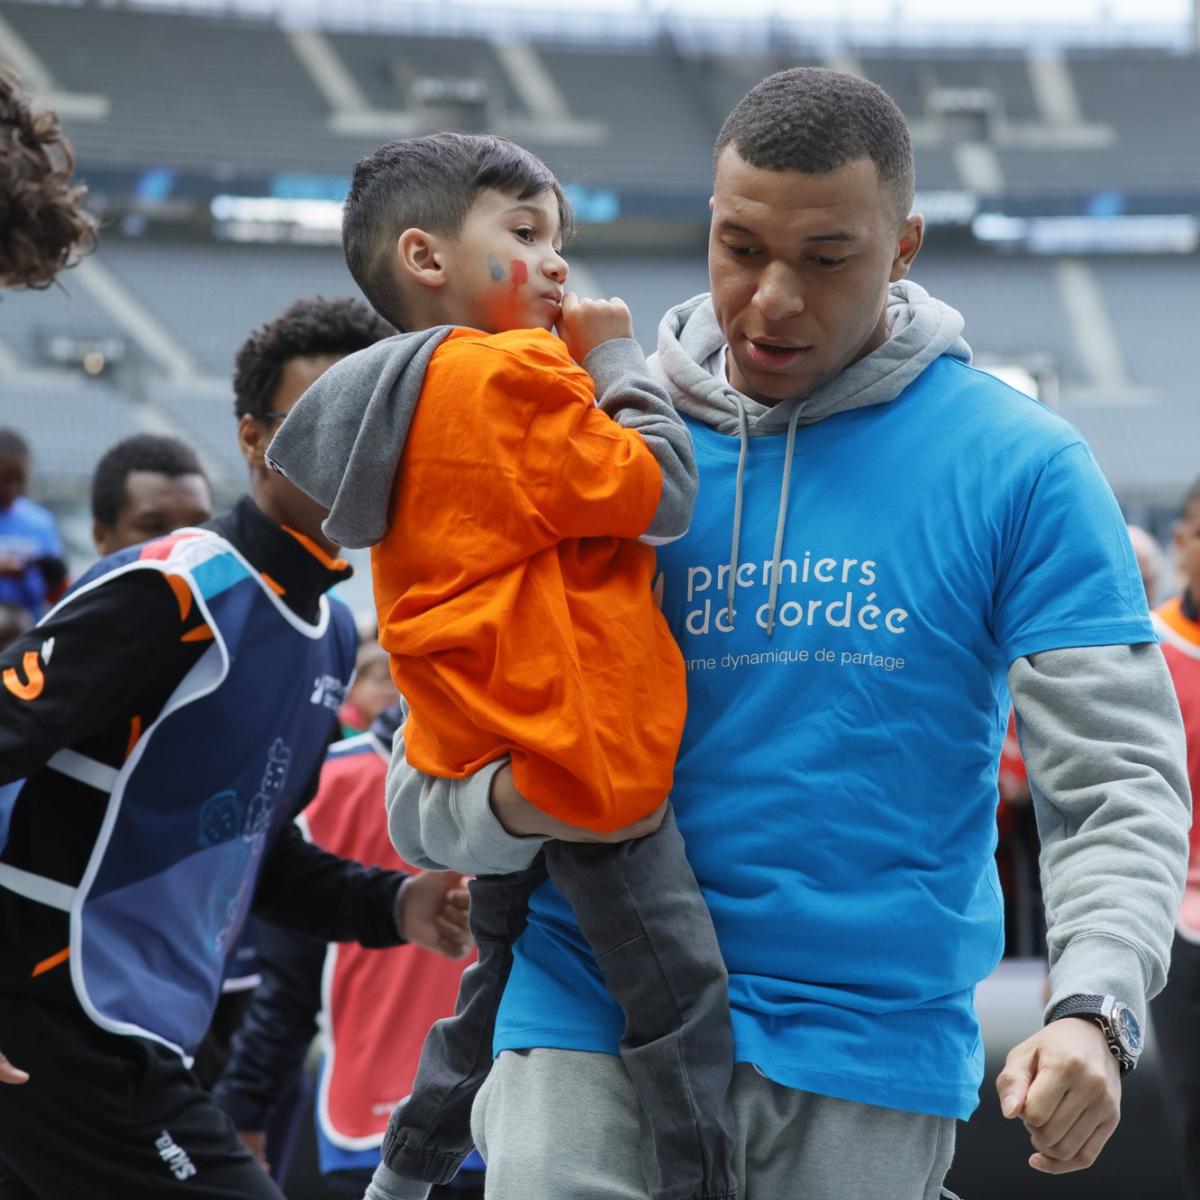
[{"xmin": 267, "ymin": 133, "xmax": 736, "ymax": 1200}]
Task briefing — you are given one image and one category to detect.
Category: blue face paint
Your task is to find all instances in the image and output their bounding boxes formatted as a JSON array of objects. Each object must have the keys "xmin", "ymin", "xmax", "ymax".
[{"xmin": 487, "ymin": 256, "xmax": 505, "ymax": 282}]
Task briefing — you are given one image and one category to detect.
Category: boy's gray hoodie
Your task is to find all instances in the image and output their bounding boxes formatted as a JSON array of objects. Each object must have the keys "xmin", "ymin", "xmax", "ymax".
[
  {"xmin": 388, "ymin": 282, "xmax": 1189, "ymax": 1033},
  {"xmin": 265, "ymin": 329, "xmax": 697, "ymax": 551}
]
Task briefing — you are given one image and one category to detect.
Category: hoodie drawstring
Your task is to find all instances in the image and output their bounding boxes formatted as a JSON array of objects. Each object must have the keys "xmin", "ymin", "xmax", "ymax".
[
  {"xmin": 765, "ymin": 402, "xmax": 803, "ymax": 639},
  {"xmin": 726, "ymin": 395, "xmax": 750, "ymax": 621}
]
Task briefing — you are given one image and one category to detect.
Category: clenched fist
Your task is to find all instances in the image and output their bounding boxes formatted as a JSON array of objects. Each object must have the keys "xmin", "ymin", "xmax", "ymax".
[{"xmin": 555, "ymin": 292, "xmax": 635, "ymax": 364}]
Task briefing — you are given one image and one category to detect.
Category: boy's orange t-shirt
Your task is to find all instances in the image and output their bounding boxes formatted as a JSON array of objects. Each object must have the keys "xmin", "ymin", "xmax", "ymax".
[{"xmin": 373, "ymin": 327, "xmax": 687, "ymax": 834}]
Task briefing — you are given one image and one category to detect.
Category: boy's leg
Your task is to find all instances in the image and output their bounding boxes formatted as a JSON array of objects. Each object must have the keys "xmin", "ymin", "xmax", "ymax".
[
  {"xmin": 371, "ymin": 858, "xmax": 547, "ymax": 1196},
  {"xmin": 0, "ymin": 995, "xmax": 284, "ymax": 1200},
  {"xmin": 543, "ymin": 806, "xmax": 737, "ymax": 1200}
]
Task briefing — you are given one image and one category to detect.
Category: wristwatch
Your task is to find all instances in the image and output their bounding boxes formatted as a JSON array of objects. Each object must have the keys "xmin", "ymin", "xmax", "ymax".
[{"xmin": 1047, "ymin": 993, "xmax": 1142, "ymax": 1073}]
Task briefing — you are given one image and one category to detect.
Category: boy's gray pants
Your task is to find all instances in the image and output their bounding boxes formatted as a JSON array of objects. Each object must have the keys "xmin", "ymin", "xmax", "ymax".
[{"xmin": 472, "ymin": 1049, "xmax": 962, "ymax": 1200}]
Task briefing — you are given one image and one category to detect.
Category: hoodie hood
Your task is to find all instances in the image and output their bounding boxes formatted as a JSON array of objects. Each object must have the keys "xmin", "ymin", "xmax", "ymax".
[
  {"xmin": 653, "ymin": 278, "xmax": 971, "ymax": 436},
  {"xmin": 651, "ymin": 279, "xmax": 971, "ymax": 637},
  {"xmin": 266, "ymin": 327, "xmax": 453, "ymax": 550}
]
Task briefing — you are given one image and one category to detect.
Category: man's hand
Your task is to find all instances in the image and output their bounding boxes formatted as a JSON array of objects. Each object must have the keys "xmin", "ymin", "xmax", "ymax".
[
  {"xmin": 237, "ymin": 1130, "xmax": 269, "ymax": 1172},
  {"xmin": 555, "ymin": 293, "xmax": 635, "ymax": 364},
  {"xmin": 490, "ymin": 763, "xmax": 666, "ymax": 843},
  {"xmin": 398, "ymin": 871, "xmax": 472, "ymax": 959},
  {"xmin": 0, "ymin": 1049, "xmax": 29, "ymax": 1085},
  {"xmin": 997, "ymin": 1017, "xmax": 1122, "ymax": 1174}
]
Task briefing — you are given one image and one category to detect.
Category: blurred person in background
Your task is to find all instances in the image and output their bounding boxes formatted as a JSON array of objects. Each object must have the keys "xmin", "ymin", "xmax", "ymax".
[
  {"xmin": 90, "ymin": 434, "xmax": 214, "ymax": 557},
  {"xmin": 214, "ymin": 703, "xmax": 484, "ymax": 1199},
  {"xmin": 0, "ymin": 605, "xmax": 31, "ymax": 655},
  {"xmin": 87, "ymin": 433, "xmax": 264, "ymax": 1098},
  {"xmin": 0, "ymin": 65, "xmax": 93, "ymax": 289},
  {"xmin": 1128, "ymin": 523, "xmax": 1165, "ymax": 608},
  {"xmin": 388, "ymin": 69, "xmax": 1190, "ymax": 1197},
  {"xmin": 0, "ymin": 297, "xmax": 469, "ymax": 1200},
  {"xmin": 1149, "ymin": 477, "xmax": 1200, "ymax": 1198},
  {"xmin": 0, "ymin": 429, "xmax": 67, "ymax": 622},
  {"xmin": 340, "ymin": 638, "xmax": 399, "ymax": 737}
]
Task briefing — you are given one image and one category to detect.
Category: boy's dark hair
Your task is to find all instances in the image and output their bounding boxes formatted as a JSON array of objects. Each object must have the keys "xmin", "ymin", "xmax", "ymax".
[
  {"xmin": 232, "ymin": 296, "xmax": 393, "ymax": 420},
  {"xmin": 0, "ymin": 428, "xmax": 30, "ymax": 461},
  {"xmin": 715, "ymin": 68, "xmax": 915, "ymax": 223},
  {"xmin": 343, "ymin": 132, "xmax": 574, "ymax": 328},
  {"xmin": 0, "ymin": 66, "xmax": 95, "ymax": 289},
  {"xmin": 90, "ymin": 434, "xmax": 208, "ymax": 527}
]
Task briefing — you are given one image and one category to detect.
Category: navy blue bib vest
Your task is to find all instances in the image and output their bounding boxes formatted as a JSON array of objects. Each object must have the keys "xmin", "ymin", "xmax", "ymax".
[{"xmin": 0, "ymin": 529, "xmax": 356, "ymax": 1056}]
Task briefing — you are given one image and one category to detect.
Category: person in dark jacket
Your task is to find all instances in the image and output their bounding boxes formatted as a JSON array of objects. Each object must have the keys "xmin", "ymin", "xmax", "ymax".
[{"xmin": 0, "ymin": 298, "xmax": 470, "ymax": 1200}]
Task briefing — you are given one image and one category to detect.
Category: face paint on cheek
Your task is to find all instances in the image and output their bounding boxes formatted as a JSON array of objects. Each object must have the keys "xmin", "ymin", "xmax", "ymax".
[
  {"xmin": 487, "ymin": 256, "xmax": 505, "ymax": 283},
  {"xmin": 508, "ymin": 259, "xmax": 528, "ymax": 290}
]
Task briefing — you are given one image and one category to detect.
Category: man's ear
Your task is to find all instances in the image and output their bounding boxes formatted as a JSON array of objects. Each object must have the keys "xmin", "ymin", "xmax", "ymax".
[
  {"xmin": 237, "ymin": 412, "xmax": 267, "ymax": 471},
  {"xmin": 889, "ymin": 214, "xmax": 925, "ymax": 283},
  {"xmin": 396, "ymin": 227, "xmax": 447, "ymax": 291},
  {"xmin": 92, "ymin": 520, "xmax": 112, "ymax": 558}
]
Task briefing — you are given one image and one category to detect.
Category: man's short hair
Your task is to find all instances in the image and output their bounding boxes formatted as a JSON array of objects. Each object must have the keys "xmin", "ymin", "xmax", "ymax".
[
  {"xmin": 343, "ymin": 132, "xmax": 574, "ymax": 329},
  {"xmin": 232, "ymin": 296, "xmax": 394, "ymax": 420},
  {"xmin": 0, "ymin": 67, "xmax": 95, "ymax": 289},
  {"xmin": 90, "ymin": 434, "xmax": 208, "ymax": 528},
  {"xmin": 714, "ymin": 68, "xmax": 915, "ymax": 223}
]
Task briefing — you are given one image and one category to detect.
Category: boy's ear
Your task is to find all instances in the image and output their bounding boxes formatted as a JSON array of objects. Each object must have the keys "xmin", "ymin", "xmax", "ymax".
[{"xmin": 396, "ymin": 227, "xmax": 446, "ymax": 290}]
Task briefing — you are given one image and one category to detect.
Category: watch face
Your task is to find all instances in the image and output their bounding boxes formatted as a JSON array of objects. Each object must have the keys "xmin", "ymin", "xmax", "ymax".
[{"xmin": 1115, "ymin": 1003, "xmax": 1142, "ymax": 1053}]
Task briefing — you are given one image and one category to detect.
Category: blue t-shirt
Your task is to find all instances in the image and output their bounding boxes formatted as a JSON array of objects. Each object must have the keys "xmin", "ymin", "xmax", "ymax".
[
  {"xmin": 0, "ymin": 496, "xmax": 62, "ymax": 619},
  {"xmin": 493, "ymin": 355, "xmax": 1154, "ymax": 1120}
]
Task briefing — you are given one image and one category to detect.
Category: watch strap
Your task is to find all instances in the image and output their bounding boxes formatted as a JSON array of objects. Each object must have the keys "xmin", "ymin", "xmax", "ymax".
[{"xmin": 1047, "ymin": 994, "xmax": 1107, "ymax": 1023}]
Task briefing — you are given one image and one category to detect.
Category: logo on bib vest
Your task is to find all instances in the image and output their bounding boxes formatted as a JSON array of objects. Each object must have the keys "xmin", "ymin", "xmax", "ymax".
[
  {"xmin": 155, "ymin": 1130, "xmax": 197, "ymax": 1181},
  {"xmin": 310, "ymin": 674, "xmax": 347, "ymax": 711}
]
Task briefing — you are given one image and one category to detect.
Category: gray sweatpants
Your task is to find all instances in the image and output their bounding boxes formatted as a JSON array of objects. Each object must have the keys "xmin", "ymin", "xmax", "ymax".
[{"xmin": 471, "ymin": 1049, "xmax": 961, "ymax": 1200}]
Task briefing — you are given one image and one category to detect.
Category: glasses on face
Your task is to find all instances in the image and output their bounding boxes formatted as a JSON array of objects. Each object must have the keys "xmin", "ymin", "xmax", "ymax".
[{"xmin": 261, "ymin": 411, "xmax": 288, "ymax": 424}]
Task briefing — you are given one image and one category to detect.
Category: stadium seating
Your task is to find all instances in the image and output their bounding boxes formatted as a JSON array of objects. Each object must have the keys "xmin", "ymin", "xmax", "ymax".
[
  {"xmin": 3, "ymin": 373, "xmax": 148, "ymax": 492},
  {"xmin": 0, "ymin": 0, "xmax": 1195, "ymax": 520},
  {"xmin": 0, "ymin": 2, "xmax": 372, "ymax": 173},
  {"xmin": 97, "ymin": 241, "xmax": 361, "ymax": 377}
]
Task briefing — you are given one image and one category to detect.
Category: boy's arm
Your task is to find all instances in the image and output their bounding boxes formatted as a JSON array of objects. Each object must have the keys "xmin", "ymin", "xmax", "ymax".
[
  {"xmin": 558, "ymin": 293, "xmax": 697, "ymax": 545},
  {"xmin": 582, "ymin": 336, "xmax": 696, "ymax": 544}
]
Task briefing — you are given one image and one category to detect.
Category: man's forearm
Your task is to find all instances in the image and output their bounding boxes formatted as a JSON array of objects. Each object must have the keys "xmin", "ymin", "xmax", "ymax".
[
  {"xmin": 386, "ymin": 720, "xmax": 546, "ymax": 875},
  {"xmin": 1011, "ymin": 642, "xmax": 1191, "ymax": 1027}
]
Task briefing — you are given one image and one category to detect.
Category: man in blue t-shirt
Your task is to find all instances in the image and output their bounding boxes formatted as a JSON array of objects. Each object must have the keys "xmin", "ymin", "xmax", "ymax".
[
  {"xmin": 0, "ymin": 429, "xmax": 66, "ymax": 622},
  {"xmin": 384, "ymin": 70, "xmax": 1190, "ymax": 1199}
]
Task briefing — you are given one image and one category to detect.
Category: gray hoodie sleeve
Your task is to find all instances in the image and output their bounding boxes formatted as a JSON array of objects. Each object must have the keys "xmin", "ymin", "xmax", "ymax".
[
  {"xmin": 385, "ymin": 698, "xmax": 548, "ymax": 875},
  {"xmin": 582, "ymin": 337, "xmax": 697, "ymax": 545},
  {"xmin": 1009, "ymin": 642, "xmax": 1191, "ymax": 1029}
]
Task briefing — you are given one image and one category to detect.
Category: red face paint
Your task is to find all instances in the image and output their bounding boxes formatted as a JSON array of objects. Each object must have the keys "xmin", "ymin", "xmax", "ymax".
[{"xmin": 508, "ymin": 259, "xmax": 528, "ymax": 289}]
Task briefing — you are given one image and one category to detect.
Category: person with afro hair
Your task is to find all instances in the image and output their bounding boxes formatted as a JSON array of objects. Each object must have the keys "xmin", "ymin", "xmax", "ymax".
[{"xmin": 0, "ymin": 66, "xmax": 94, "ymax": 289}]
